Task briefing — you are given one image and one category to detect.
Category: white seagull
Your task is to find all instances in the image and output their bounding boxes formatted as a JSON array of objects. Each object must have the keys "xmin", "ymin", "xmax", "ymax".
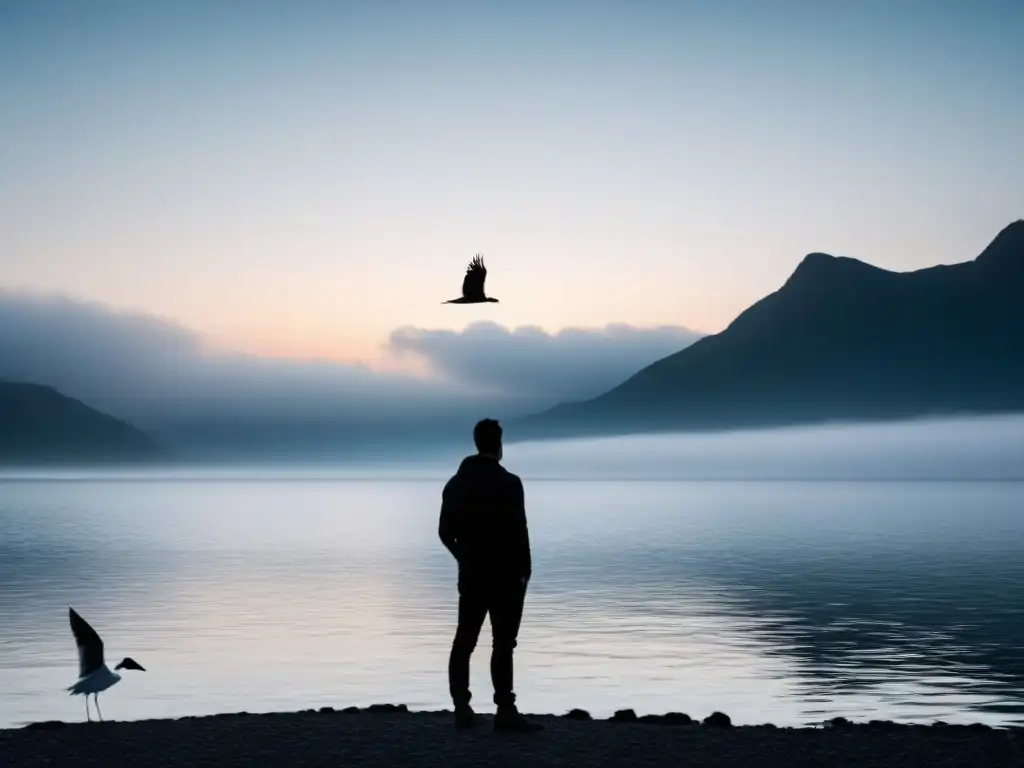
[{"xmin": 67, "ymin": 607, "xmax": 146, "ymax": 721}]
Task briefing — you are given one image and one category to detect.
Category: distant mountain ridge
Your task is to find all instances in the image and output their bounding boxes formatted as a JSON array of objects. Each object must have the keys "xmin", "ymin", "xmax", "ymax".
[
  {"xmin": 516, "ymin": 220, "xmax": 1024, "ymax": 439},
  {"xmin": 0, "ymin": 381, "xmax": 164, "ymax": 464}
]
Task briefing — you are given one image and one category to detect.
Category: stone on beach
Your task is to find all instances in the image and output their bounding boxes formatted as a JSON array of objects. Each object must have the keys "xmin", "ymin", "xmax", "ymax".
[{"xmin": 2, "ymin": 707, "xmax": 1022, "ymax": 768}]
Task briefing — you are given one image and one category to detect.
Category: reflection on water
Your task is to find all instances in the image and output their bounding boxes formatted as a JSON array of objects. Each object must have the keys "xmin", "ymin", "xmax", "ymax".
[{"xmin": 2, "ymin": 472, "xmax": 1024, "ymax": 728}]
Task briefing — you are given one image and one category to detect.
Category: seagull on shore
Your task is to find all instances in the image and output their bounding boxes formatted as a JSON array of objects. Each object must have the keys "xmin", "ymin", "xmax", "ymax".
[
  {"xmin": 443, "ymin": 254, "xmax": 500, "ymax": 304},
  {"xmin": 67, "ymin": 607, "xmax": 146, "ymax": 722}
]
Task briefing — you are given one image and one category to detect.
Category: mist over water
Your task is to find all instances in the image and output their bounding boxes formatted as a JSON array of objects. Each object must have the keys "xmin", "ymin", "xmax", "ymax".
[
  {"xmin": 13, "ymin": 413, "xmax": 1017, "ymax": 479},
  {"xmin": 2, "ymin": 415, "xmax": 1023, "ymax": 729},
  {"xmin": 509, "ymin": 414, "xmax": 1024, "ymax": 480}
]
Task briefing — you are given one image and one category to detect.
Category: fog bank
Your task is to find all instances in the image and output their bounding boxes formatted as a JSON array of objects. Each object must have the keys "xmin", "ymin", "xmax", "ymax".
[{"xmin": 505, "ymin": 414, "xmax": 1024, "ymax": 480}]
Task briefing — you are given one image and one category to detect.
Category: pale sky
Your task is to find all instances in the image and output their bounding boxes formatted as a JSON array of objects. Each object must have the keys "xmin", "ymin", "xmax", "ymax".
[{"xmin": 1, "ymin": 0, "xmax": 1021, "ymax": 363}]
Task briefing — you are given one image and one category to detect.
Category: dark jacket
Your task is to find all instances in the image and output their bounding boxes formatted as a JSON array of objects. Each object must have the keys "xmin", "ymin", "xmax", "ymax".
[{"xmin": 439, "ymin": 454, "xmax": 532, "ymax": 582}]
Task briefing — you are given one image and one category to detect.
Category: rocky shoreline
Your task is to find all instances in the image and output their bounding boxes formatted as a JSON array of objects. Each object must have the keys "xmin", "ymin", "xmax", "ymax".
[{"xmin": 2, "ymin": 704, "xmax": 1022, "ymax": 766}]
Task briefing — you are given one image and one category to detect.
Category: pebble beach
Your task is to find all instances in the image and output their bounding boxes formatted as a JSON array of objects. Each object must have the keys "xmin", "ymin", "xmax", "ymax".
[{"xmin": 3, "ymin": 705, "xmax": 1023, "ymax": 767}]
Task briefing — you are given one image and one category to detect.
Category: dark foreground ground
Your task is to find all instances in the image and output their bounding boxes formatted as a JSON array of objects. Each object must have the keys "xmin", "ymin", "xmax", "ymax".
[{"xmin": 2, "ymin": 705, "xmax": 1023, "ymax": 767}]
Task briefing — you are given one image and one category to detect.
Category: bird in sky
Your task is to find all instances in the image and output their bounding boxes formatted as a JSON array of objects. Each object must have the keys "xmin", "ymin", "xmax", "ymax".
[
  {"xmin": 443, "ymin": 254, "xmax": 500, "ymax": 304},
  {"xmin": 67, "ymin": 607, "xmax": 146, "ymax": 721}
]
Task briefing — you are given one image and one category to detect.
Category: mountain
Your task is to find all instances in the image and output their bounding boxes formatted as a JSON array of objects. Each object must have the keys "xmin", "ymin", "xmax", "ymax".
[
  {"xmin": 516, "ymin": 220, "xmax": 1024, "ymax": 439},
  {"xmin": 0, "ymin": 381, "xmax": 165, "ymax": 464}
]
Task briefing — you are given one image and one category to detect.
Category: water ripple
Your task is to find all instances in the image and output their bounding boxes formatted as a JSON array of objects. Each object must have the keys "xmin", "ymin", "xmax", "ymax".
[{"xmin": 1, "ymin": 477, "xmax": 1024, "ymax": 727}]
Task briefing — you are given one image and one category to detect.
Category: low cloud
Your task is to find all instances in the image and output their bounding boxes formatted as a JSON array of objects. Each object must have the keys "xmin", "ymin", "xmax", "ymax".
[
  {"xmin": 0, "ymin": 291, "xmax": 471, "ymax": 440},
  {"xmin": 387, "ymin": 321, "xmax": 703, "ymax": 404},
  {"xmin": 0, "ymin": 290, "xmax": 701, "ymax": 454}
]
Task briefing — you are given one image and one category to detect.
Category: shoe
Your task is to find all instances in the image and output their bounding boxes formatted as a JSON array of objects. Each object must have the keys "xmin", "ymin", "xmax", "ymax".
[
  {"xmin": 494, "ymin": 706, "xmax": 544, "ymax": 732},
  {"xmin": 454, "ymin": 704, "xmax": 478, "ymax": 729}
]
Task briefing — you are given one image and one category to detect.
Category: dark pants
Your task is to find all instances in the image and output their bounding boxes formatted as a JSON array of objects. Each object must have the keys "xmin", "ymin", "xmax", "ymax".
[{"xmin": 448, "ymin": 574, "xmax": 527, "ymax": 708}]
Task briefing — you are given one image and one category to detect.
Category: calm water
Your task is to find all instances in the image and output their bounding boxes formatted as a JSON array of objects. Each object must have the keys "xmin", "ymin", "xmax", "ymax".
[{"xmin": 3, "ymin": 424, "xmax": 1024, "ymax": 729}]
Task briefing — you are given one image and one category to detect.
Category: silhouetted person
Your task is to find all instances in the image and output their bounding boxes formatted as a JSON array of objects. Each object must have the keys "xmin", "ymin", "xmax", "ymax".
[{"xmin": 439, "ymin": 419, "xmax": 542, "ymax": 732}]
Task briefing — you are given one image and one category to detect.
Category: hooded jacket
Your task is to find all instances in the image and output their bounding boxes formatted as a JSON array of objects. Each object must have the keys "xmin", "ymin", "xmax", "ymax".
[{"xmin": 439, "ymin": 454, "xmax": 532, "ymax": 582}]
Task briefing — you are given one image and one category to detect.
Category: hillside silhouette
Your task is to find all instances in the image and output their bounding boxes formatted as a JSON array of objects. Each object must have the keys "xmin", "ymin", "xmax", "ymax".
[
  {"xmin": 0, "ymin": 381, "xmax": 164, "ymax": 464},
  {"xmin": 517, "ymin": 220, "xmax": 1024, "ymax": 438}
]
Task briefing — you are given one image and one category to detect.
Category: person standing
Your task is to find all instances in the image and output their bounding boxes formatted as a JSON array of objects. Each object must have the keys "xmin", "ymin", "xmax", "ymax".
[{"xmin": 439, "ymin": 418, "xmax": 543, "ymax": 732}]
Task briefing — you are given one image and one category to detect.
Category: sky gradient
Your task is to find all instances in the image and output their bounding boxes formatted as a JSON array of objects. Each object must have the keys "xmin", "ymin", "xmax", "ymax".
[{"xmin": 1, "ymin": 0, "xmax": 1021, "ymax": 363}]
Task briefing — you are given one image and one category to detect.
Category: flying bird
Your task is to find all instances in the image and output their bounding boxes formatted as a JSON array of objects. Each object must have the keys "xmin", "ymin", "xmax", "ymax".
[
  {"xmin": 443, "ymin": 254, "xmax": 500, "ymax": 304},
  {"xmin": 67, "ymin": 607, "xmax": 146, "ymax": 721}
]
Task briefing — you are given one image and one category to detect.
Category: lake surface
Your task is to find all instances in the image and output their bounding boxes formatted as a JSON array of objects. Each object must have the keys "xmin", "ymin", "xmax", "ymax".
[{"xmin": 3, "ymin": 424, "xmax": 1024, "ymax": 729}]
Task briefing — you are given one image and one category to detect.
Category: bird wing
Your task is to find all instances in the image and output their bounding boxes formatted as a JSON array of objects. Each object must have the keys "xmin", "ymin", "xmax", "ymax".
[
  {"xmin": 69, "ymin": 607, "xmax": 105, "ymax": 678},
  {"xmin": 461, "ymin": 254, "xmax": 487, "ymax": 300}
]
